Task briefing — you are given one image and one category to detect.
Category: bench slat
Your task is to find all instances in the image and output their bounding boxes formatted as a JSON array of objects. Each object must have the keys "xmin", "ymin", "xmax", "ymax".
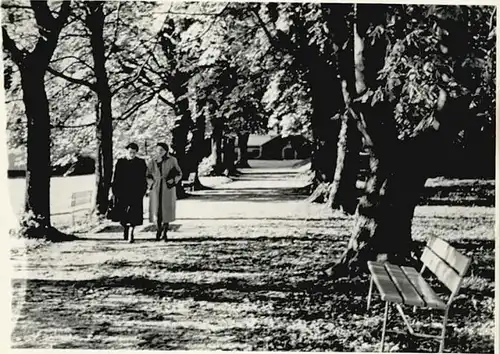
[
  {"xmin": 426, "ymin": 236, "xmax": 471, "ymax": 276},
  {"xmin": 401, "ymin": 266, "xmax": 446, "ymax": 310},
  {"xmin": 367, "ymin": 261, "xmax": 403, "ymax": 304},
  {"xmin": 384, "ymin": 263, "xmax": 425, "ymax": 307},
  {"xmin": 421, "ymin": 247, "xmax": 463, "ymax": 293}
]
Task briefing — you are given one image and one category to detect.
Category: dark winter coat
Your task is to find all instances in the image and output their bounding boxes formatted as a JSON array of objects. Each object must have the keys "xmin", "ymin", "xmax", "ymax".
[{"xmin": 111, "ymin": 157, "xmax": 147, "ymax": 226}]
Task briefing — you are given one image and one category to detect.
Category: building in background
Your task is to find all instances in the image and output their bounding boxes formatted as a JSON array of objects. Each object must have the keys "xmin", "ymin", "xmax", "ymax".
[{"xmin": 240, "ymin": 134, "xmax": 312, "ymax": 160}]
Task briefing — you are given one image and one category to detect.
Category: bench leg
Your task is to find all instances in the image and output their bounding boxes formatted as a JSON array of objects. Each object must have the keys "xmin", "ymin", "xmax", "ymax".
[
  {"xmin": 367, "ymin": 275, "xmax": 374, "ymax": 311},
  {"xmin": 380, "ymin": 301, "xmax": 390, "ymax": 352},
  {"xmin": 438, "ymin": 308, "xmax": 449, "ymax": 353}
]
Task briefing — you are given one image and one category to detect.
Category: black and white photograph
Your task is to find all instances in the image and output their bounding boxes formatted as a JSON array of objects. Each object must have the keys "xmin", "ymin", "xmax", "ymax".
[{"xmin": 2, "ymin": 0, "xmax": 496, "ymax": 352}]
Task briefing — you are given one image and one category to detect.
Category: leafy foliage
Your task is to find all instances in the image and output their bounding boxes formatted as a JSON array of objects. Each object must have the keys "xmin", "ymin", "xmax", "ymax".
[
  {"xmin": 370, "ymin": 5, "xmax": 496, "ymax": 140},
  {"xmin": 2, "ymin": 2, "xmax": 495, "ymax": 175}
]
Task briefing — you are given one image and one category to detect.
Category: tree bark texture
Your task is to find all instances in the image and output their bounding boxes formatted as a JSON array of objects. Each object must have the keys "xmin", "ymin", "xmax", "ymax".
[
  {"xmin": 334, "ymin": 133, "xmax": 430, "ymax": 275},
  {"xmin": 21, "ymin": 68, "xmax": 52, "ymax": 228},
  {"xmin": 86, "ymin": 2, "xmax": 114, "ymax": 216},
  {"xmin": 327, "ymin": 112, "xmax": 362, "ymax": 214},
  {"xmin": 189, "ymin": 111, "xmax": 206, "ymax": 190},
  {"xmin": 325, "ymin": 4, "xmax": 426, "ymax": 275},
  {"xmin": 169, "ymin": 72, "xmax": 192, "ymax": 179},
  {"xmin": 168, "ymin": 72, "xmax": 192, "ymax": 198},
  {"xmin": 210, "ymin": 118, "xmax": 224, "ymax": 175},
  {"xmin": 222, "ymin": 136, "xmax": 237, "ymax": 176},
  {"xmin": 236, "ymin": 132, "xmax": 250, "ymax": 168},
  {"xmin": 307, "ymin": 61, "xmax": 343, "ymax": 185},
  {"xmin": 3, "ymin": 1, "xmax": 71, "ymax": 234}
]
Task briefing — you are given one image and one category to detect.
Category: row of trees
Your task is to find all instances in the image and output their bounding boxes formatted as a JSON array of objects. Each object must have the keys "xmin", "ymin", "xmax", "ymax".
[{"xmin": 3, "ymin": 2, "xmax": 495, "ymax": 273}]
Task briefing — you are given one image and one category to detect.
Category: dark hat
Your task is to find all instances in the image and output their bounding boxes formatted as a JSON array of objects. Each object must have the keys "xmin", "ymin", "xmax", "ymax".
[
  {"xmin": 126, "ymin": 142, "xmax": 139, "ymax": 151},
  {"xmin": 156, "ymin": 142, "xmax": 169, "ymax": 152}
]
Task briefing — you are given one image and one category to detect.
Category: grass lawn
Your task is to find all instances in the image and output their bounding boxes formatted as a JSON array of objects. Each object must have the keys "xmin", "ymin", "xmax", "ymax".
[{"xmin": 9, "ymin": 163, "xmax": 495, "ymax": 351}]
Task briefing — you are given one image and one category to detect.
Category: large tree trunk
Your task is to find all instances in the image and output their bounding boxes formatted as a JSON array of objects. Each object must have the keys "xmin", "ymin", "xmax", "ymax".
[
  {"xmin": 327, "ymin": 112, "xmax": 362, "ymax": 214},
  {"xmin": 323, "ymin": 4, "xmax": 408, "ymax": 276},
  {"xmin": 326, "ymin": 4, "xmax": 361, "ymax": 214},
  {"xmin": 308, "ymin": 82, "xmax": 341, "ymax": 185},
  {"xmin": 3, "ymin": 1, "xmax": 71, "ymax": 238},
  {"xmin": 169, "ymin": 72, "xmax": 192, "ymax": 199},
  {"xmin": 210, "ymin": 118, "xmax": 224, "ymax": 175},
  {"xmin": 86, "ymin": 2, "xmax": 114, "ymax": 216},
  {"xmin": 236, "ymin": 132, "xmax": 250, "ymax": 168},
  {"xmin": 331, "ymin": 135, "xmax": 429, "ymax": 276},
  {"xmin": 21, "ymin": 69, "xmax": 52, "ymax": 230},
  {"xmin": 222, "ymin": 136, "xmax": 237, "ymax": 176}
]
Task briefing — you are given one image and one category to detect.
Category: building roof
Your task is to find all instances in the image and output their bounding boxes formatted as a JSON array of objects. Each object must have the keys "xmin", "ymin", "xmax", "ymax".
[{"xmin": 247, "ymin": 134, "xmax": 278, "ymax": 147}]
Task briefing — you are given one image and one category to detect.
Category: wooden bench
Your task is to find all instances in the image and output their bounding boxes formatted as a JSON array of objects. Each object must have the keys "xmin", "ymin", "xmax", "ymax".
[
  {"xmin": 366, "ymin": 235, "xmax": 471, "ymax": 353},
  {"xmin": 181, "ymin": 172, "xmax": 196, "ymax": 192},
  {"xmin": 70, "ymin": 190, "xmax": 93, "ymax": 225}
]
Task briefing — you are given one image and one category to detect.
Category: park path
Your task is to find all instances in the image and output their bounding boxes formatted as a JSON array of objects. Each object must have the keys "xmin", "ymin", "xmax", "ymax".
[
  {"xmin": 80, "ymin": 159, "xmax": 321, "ymax": 242},
  {"xmin": 12, "ymin": 159, "xmax": 349, "ymax": 350},
  {"xmin": 10, "ymin": 161, "xmax": 495, "ymax": 351}
]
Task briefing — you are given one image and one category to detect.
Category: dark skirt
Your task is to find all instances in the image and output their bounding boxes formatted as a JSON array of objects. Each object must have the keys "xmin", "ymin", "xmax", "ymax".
[{"xmin": 115, "ymin": 194, "xmax": 144, "ymax": 226}]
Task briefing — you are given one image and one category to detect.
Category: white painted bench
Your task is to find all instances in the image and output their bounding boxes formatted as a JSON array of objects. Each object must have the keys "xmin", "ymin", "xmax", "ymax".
[
  {"xmin": 181, "ymin": 172, "xmax": 196, "ymax": 192},
  {"xmin": 367, "ymin": 235, "xmax": 471, "ymax": 352},
  {"xmin": 70, "ymin": 190, "xmax": 93, "ymax": 225}
]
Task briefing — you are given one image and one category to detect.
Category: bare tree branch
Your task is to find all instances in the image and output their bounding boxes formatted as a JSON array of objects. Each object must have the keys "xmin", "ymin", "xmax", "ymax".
[
  {"xmin": 250, "ymin": 7, "xmax": 276, "ymax": 47},
  {"xmin": 52, "ymin": 122, "xmax": 96, "ymax": 129},
  {"xmin": 1, "ymin": 27, "xmax": 24, "ymax": 64},
  {"xmin": 158, "ymin": 93, "xmax": 176, "ymax": 108},
  {"xmin": 105, "ymin": 1, "xmax": 122, "ymax": 61},
  {"xmin": 115, "ymin": 93, "xmax": 157, "ymax": 121},
  {"xmin": 47, "ymin": 66, "xmax": 97, "ymax": 90},
  {"xmin": 50, "ymin": 55, "xmax": 94, "ymax": 72},
  {"xmin": 5, "ymin": 98, "xmax": 23, "ymax": 104},
  {"xmin": 59, "ymin": 33, "xmax": 89, "ymax": 39},
  {"xmin": 181, "ymin": 4, "xmax": 230, "ymax": 45},
  {"xmin": 1, "ymin": 4, "xmax": 32, "ymax": 10},
  {"xmin": 31, "ymin": 0, "xmax": 55, "ymax": 33}
]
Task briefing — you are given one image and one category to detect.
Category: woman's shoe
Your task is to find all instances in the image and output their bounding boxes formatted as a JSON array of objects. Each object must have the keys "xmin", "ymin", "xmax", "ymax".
[{"xmin": 123, "ymin": 226, "xmax": 129, "ymax": 240}]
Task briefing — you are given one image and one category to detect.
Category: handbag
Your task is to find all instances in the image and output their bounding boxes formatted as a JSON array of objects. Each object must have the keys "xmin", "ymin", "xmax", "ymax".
[
  {"xmin": 105, "ymin": 195, "xmax": 120, "ymax": 222},
  {"xmin": 166, "ymin": 166, "xmax": 180, "ymax": 189}
]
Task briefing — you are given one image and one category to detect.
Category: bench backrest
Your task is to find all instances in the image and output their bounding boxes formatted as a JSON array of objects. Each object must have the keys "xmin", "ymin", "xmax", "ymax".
[
  {"xmin": 421, "ymin": 235, "xmax": 471, "ymax": 294},
  {"xmin": 71, "ymin": 190, "xmax": 93, "ymax": 208}
]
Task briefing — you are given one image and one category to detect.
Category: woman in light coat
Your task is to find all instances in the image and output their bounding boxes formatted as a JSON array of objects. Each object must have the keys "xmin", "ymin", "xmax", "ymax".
[{"xmin": 147, "ymin": 143, "xmax": 183, "ymax": 241}]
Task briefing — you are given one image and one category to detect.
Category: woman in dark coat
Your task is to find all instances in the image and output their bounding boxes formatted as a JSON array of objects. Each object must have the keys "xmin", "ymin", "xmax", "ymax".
[
  {"xmin": 111, "ymin": 142, "xmax": 147, "ymax": 243},
  {"xmin": 147, "ymin": 143, "xmax": 183, "ymax": 241}
]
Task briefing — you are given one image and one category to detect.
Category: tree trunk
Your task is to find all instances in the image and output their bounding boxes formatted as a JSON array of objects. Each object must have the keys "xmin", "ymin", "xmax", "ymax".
[
  {"xmin": 86, "ymin": 2, "xmax": 114, "ymax": 216},
  {"xmin": 329, "ymin": 137, "xmax": 429, "ymax": 276},
  {"xmin": 236, "ymin": 132, "xmax": 250, "ymax": 168},
  {"xmin": 190, "ymin": 111, "xmax": 206, "ymax": 190},
  {"xmin": 169, "ymin": 72, "xmax": 192, "ymax": 199},
  {"xmin": 327, "ymin": 112, "xmax": 362, "ymax": 214},
  {"xmin": 222, "ymin": 136, "xmax": 237, "ymax": 176},
  {"xmin": 308, "ymin": 91, "xmax": 341, "ymax": 185},
  {"xmin": 210, "ymin": 118, "xmax": 224, "ymax": 175},
  {"xmin": 306, "ymin": 55, "xmax": 344, "ymax": 193},
  {"xmin": 2, "ymin": 1, "xmax": 71, "ymax": 238},
  {"xmin": 21, "ymin": 69, "xmax": 52, "ymax": 230},
  {"xmin": 322, "ymin": 3, "xmax": 411, "ymax": 277}
]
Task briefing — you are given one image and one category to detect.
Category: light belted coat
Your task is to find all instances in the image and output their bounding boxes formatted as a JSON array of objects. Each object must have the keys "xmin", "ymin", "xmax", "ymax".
[{"xmin": 147, "ymin": 155, "xmax": 183, "ymax": 224}]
